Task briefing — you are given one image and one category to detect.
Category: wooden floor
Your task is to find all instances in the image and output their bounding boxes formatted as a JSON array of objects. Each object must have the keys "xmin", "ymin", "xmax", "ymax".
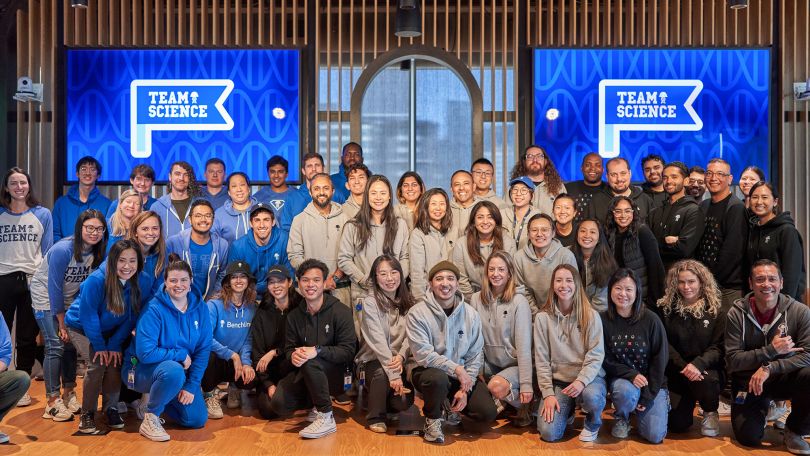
[{"xmin": 0, "ymin": 380, "xmax": 792, "ymax": 455}]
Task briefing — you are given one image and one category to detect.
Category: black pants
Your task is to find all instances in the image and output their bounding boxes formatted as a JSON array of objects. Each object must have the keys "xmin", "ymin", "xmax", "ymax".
[
  {"xmin": 255, "ymin": 356, "xmax": 295, "ymax": 419},
  {"xmin": 0, "ymin": 272, "xmax": 39, "ymax": 374},
  {"xmin": 201, "ymin": 353, "xmax": 256, "ymax": 392},
  {"xmin": 731, "ymin": 367, "xmax": 810, "ymax": 446},
  {"xmin": 269, "ymin": 358, "xmax": 345, "ymax": 417},
  {"xmin": 361, "ymin": 360, "xmax": 414, "ymax": 424},
  {"xmin": 411, "ymin": 366, "xmax": 497, "ymax": 422},
  {"xmin": 667, "ymin": 368, "xmax": 723, "ymax": 433}
]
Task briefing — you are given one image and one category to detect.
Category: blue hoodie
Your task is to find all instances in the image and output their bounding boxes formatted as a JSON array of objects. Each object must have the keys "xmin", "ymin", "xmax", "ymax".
[
  {"xmin": 133, "ymin": 288, "xmax": 212, "ymax": 393},
  {"xmin": 201, "ymin": 187, "xmax": 230, "ymax": 211},
  {"xmin": 0, "ymin": 317, "xmax": 12, "ymax": 367},
  {"xmin": 330, "ymin": 165, "xmax": 350, "ymax": 202},
  {"xmin": 207, "ymin": 299, "xmax": 255, "ymax": 366},
  {"xmin": 253, "ymin": 187, "xmax": 307, "ymax": 231},
  {"xmin": 150, "ymin": 194, "xmax": 196, "ymax": 239},
  {"xmin": 52, "ymin": 185, "xmax": 111, "ymax": 242},
  {"xmin": 106, "ymin": 196, "xmax": 157, "ymax": 219},
  {"xmin": 29, "ymin": 237, "xmax": 95, "ymax": 314},
  {"xmin": 227, "ymin": 228, "xmax": 291, "ymax": 296},
  {"xmin": 65, "ymin": 268, "xmax": 151, "ymax": 352},
  {"xmin": 166, "ymin": 229, "xmax": 229, "ymax": 300},
  {"xmin": 211, "ymin": 197, "xmax": 257, "ymax": 243}
]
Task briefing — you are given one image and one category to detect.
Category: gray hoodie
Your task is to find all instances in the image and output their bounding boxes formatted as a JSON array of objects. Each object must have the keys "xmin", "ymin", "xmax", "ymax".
[
  {"xmin": 451, "ymin": 238, "xmax": 517, "ymax": 300},
  {"xmin": 356, "ymin": 294, "xmax": 410, "ymax": 381},
  {"xmin": 409, "ymin": 226, "xmax": 456, "ymax": 302},
  {"xmin": 342, "ymin": 196, "xmax": 362, "ymax": 221},
  {"xmin": 533, "ymin": 305, "xmax": 605, "ymax": 399},
  {"xmin": 478, "ymin": 190, "xmax": 508, "ymax": 211},
  {"xmin": 449, "ymin": 198, "xmax": 480, "ymax": 241},
  {"xmin": 338, "ymin": 217, "xmax": 410, "ymax": 302},
  {"xmin": 287, "ymin": 202, "xmax": 348, "ymax": 273},
  {"xmin": 469, "ymin": 291, "xmax": 533, "ymax": 394},
  {"xmin": 500, "ymin": 205, "xmax": 541, "ymax": 251},
  {"xmin": 406, "ymin": 291, "xmax": 484, "ymax": 385},
  {"xmin": 531, "ymin": 180, "xmax": 566, "ymax": 216},
  {"xmin": 514, "ymin": 239, "xmax": 578, "ymax": 316},
  {"xmin": 394, "ymin": 204, "xmax": 416, "ymax": 232}
]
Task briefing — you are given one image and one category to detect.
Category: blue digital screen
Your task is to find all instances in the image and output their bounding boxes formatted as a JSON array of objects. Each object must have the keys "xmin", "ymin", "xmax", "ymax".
[
  {"xmin": 65, "ymin": 49, "xmax": 300, "ymax": 183},
  {"xmin": 533, "ymin": 49, "xmax": 771, "ymax": 182}
]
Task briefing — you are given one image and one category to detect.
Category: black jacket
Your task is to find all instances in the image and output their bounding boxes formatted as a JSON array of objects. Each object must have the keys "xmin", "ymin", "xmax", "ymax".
[
  {"xmin": 589, "ymin": 185, "xmax": 655, "ymax": 227},
  {"xmin": 745, "ymin": 212, "xmax": 806, "ymax": 300},
  {"xmin": 251, "ymin": 294, "xmax": 301, "ymax": 388},
  {"xmin": 696, "ymin": 194, "xmax": 748, "ymax": 289},
  {"xmin": 284, "ymin": 293, "xmax": 356, "ymax": 365},
  {"xmin": 659, "ymin": 306, "xmax": 726, "ymax": 377},
  {"xmin": 642, "ymin": 183, "xmax": 668, "ymax": 210},
  {"xmin": 648, "ymin": 195, "xmax": 705, "ymax": 265}
]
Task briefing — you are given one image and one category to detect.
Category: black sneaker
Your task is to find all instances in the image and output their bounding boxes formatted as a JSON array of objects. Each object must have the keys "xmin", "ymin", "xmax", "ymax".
[
  {"xmin": 106, "ymin": 407, "xmax": 125, "ymax": 429},
  {"xmin": 79, "ymin": 412, "xmax": 97, "ymax": 434}
]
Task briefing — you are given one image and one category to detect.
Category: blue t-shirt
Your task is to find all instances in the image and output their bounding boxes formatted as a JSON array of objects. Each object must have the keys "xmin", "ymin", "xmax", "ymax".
[{"xmin": 189, "ymin": 238, "xmax": 214, "ymax": 298}]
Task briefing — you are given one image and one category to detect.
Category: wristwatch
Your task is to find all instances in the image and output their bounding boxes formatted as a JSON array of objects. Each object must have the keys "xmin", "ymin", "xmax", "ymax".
[
  {"xmin": 761, "ymin": 361, "xmax": 772, "ymax": 372},
  {"xmin": 315, "ymin": 345, "xmax": 322, "ymax": 355}
]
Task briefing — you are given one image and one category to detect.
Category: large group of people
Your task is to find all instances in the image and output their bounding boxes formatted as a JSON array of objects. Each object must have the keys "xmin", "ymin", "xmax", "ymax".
[{"xmin": 0, "ymin": 143, "xmax": 808, "ymax": 453}]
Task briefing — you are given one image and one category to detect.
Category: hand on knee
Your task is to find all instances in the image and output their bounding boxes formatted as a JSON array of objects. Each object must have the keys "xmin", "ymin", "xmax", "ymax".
[{"xmin": 487, "ymin": 377, "xmax": 511, "ymax": 400}]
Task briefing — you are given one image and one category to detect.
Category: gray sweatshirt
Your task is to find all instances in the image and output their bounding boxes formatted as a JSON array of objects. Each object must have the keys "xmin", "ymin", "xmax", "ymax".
[
  {"xmin": 469, "ymin": 291, "xmax": 534, "ymax": 394},
  {"xmin": 406, "ymin": 291, "xmax": 484, "ymax": 385},
  {"xmin": 533, "ymin": 305, "xmax": 605, "ymax": 399},
  {"xmin": 451, "ymin": 238, "xmax": 516, "ymax": 301},
  {"xmin": 531, "ymin": 180, "xmax": 567, "ymax": 216},
  {"xmin": 514, "ymin": 239, "xmax": 578, "ymax": 316},
  {"xmin": 287, "ymin": 202, "xmax": 348, "ymax": 273},
  {"xmin": 500, "ymin": 205, "xmax": 541, "ymax": 251},
  {"xmin": 342, "ymin": 196, "xmax": 362, "ymax": 221},
  {"xmin": 356, "ymin": 294, "xmax": 410, "ymax": 381},
  {"xmin": 394, "ymin": 204, "xmax": 416, "ymax": 232},
  {"xmin": 478, "ymin": 190, "xmax": 508, "ymax": 211},
  {"xmin": 449, "ymin": 198, "xmax": 480, "ymax": 241},
  {"xmin": 338, "ymin": 217, "xmax": 410, "ymax": 302},
  {"xmin": 409, "ymin": 226, "xmax": 456, "ymax": 302}
]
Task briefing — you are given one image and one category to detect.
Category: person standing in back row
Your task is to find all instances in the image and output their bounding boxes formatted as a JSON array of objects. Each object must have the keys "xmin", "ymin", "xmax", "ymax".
[
  {"xmin": 509, "ymin": 145, "xmax": 566, "ymax": 216},
  {"xmin": 52, "ymin": 156, "xmax": 111, "ymax": 242},
  {"xmin": 150, "ymin": 161, "xmax": 200, "ymax": 239}
]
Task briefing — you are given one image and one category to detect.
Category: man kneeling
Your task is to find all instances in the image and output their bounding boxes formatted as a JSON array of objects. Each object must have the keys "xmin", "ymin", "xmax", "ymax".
[{"xmin": 269, "ymin": 259, "xmax": 356, "ymax": 439}]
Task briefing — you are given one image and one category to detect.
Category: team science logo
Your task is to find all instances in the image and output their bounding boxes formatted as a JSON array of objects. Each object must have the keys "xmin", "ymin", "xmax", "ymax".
[
  {"xmin": 598, "ymin": 79, "xmax": 704, "ymax": 158},
  {"xmin": 130, "ymin": 79, "xmax": 235, "ymax": 158}
]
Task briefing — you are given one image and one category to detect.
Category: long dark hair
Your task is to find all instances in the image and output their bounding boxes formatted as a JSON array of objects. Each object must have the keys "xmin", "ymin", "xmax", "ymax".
[
  {"xmin": 606, "ymin": 268, "xmax": 645, "ymax": 324},
  {"xmin": 213, "ymin": 271, "xmax": 257, "ymax": 310},
  {"xmin": 1, "ymin": 167, "xmax": 41, "ymax": 209},
  {"xmin": 73, "ymin": 209, "xmax": 108, "ymax": 268},
  {"xmin": 396, "ymin": 171, "xmax": 425, "ymax": 204},
  {"xmin": 350, "ymin": 175, "xmax": 400, "ymax": 254},
  {"xmin": 368, "ymin": 255, "xmax": 414, "ymax": 316},
  {"xmin": 258, "ymin": 278, "xmax": 303, "ymax": 310},
  {"xmin": 168, "ymin": 161, "xmax": 201, "ymax": 197},
  {"xmin": 509, "ymin": 145, "xmax": 564, "ymax": 196},
  {"xmin": 605, "ymin": 195, "xmax": 640, "ymax": 242},
  {"xmin": 105, "ymin": 240, "xmax": 144, "ymax": 316},
  {"xmin": 571, "ymin": 218, "xmax": 617, "ymax": 289},
  {"xmin": 466, "ymin": 201, "xmax": 506, "ymax": 266},
  {"xmin": 414, "ymin": 188, "xmax": 453, "ymax": 235}
]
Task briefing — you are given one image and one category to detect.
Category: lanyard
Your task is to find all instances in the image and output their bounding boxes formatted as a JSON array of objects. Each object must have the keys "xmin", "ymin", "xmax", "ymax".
[{"xmin": 513, "ymin": 208, "xmax": 529, "ymax": 243}]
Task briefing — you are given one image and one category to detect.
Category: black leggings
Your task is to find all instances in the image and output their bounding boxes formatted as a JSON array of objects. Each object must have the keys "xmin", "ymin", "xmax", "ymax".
[
  {"xmin": 411, "ymin": 366, "xmax": 497, "ymax": 422},
  {"xmin": 667, "ymin": 369, "xmax": 723, "ymax": 433},
  {"xmin": 0, "ymin": 272, "xmax": 40, "ymax": 374},
  {"xmin": 201, "ymin": 353, "xmax": 256, "ymax": 392},
  {"xmin": 269, "ymin": 358, "xmax": 345, "ymax": 417}
]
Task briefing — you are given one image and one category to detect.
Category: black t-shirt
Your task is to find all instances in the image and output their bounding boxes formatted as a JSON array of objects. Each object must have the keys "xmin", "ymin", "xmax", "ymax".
[
  {"xmin": 555, "ymin": 224, "xmax": 578, "ymax": 249},
  {"xmin": 171, "ymin": 197, "xmax": 192, "ymax": 224},
  {"xmin": 565, "ymin": 180, "xmax": 607, "ymax": 224},
  {"xmin": 695, "ymin": 195, "xmax": 730, "ymax": 270}
]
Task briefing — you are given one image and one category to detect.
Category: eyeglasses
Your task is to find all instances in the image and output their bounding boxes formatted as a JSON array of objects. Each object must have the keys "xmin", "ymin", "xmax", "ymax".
[
  {"xmin": 612, "ymin": 209, "xmax": 635, "ymax": 216},
  {"xmin": 83, "ymin": 225, "xmax": 105, "ymax": 234},
  {"xmin": 79, "ymin": 166, "xmax": 98, "ymax": 174},
  {"xmin": 525, "ymin": 153, "xmax": 545, "ymax": 162},
  {"xmin": 471, "ymin": 170, "xmax": 493, "ymax": 177},
  {"xmin": 705, "ymin": 171, "xmax": 730, "ymax": 178},
  {"xmin": 192, "ymin": 213, "xmax": 214, "ymax": 220},
  {"xmin": 510, "ymin": 187, "xmax": 531, "ymax": 196}
]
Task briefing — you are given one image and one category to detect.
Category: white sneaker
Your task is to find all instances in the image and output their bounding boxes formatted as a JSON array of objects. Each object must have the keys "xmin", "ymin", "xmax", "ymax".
[
  {"xmin": 42, "ymin": 398, "xmax": 73, "ymax": 422},
  {"xmin": 717, "ymin": 401, "xmax": 732, "ymax": 416},
  {"xmin": 139, "ymin": 412, "xmax": 170, "ymax": 442},
  {"xmin": 227, "ymin": 384, "xmax": 241, "ymax": 409},
  {"xmin": 299, "ymin": 410, "xmax": 337, "ymax": 439},
  {"xmin": 423, "ymin": 417, "xmax": 445, "ymax": 444},
  {"xmin": 701, "ymin": 411, "xmax": 720, "ymax": 437},
  {"xmin": 206, "ymin": 393, "xmax": 224, "ymax": 419},
  {"xmin": 132, "ymin": 394, "xmax": 149, "ymax": 421},
  {"xmin": 64, "ymin": 392, "xmax": 81, "ymax": 414},
  {"xmin": 0, "ymin": 431, "xmax": 8, "ymax": 444},
  {"xmin": 767, "ymin": 401, "xmax": 789, "ymax": 421},
  {"xmin": 306, "ymin": 407, "xmax": 318, "ymax": 422},
  {"xmin": 16, "ymin": 392, "xmax": 31, "ymax": 407},
  {"xmin": 579, "ymin": 426, "xmax": 600, "ymax": 442}
]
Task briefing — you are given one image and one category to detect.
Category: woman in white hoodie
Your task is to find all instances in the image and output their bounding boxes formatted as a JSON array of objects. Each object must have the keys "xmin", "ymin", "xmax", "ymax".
[
  {"xmin": 469, "ymin": 250, "xmax": 533, "ymax": 427},
  {"xmin": 534, "ymin": 264, "xmax": 606, "ymax": 442},
  {"xmin": 409, "ymin": 188, "xmax": 456, "ymax": 302}
]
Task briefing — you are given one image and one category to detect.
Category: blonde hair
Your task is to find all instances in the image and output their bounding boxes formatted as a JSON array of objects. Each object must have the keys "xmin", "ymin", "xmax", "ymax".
[
  {"xmin": 657, "ymin": 259, "xmax": 721, "ymax": 319},
  {"xmin": 540, "ymin": 264, "xmax": 594, "ymax": 345},
  {"xmin": 110, "ymin": 189, "xmax": 143, "ymax": 237},
  {"xmin": 480, "ymin": 250, "xmax": 517, "ymax": 306}
]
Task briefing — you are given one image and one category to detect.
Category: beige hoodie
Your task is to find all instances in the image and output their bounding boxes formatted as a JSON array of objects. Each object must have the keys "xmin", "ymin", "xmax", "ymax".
[
  {"xmin": 451, "ymin": 236, "xmax": 516, "ymax": 300},
  {"xmin": 449, "ymin": 197, "xmax": 480, "ymax": 241},
  {"xmin": 409, "ymin": 225, "xmax": 456, "ymax": 302},
  {"xmin": 287, "ymin": 201, "xmax": 348, "ymax": 273}
]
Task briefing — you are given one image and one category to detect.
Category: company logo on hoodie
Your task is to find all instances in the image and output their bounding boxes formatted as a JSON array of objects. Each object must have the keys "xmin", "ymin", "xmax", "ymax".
[
  {"xmin": 220, "ymin": 319, "xmax": 225, "ymax": 328},
  {"xmin": 269, "ymin": 200, "xmax": 285, "ymax": 212}
]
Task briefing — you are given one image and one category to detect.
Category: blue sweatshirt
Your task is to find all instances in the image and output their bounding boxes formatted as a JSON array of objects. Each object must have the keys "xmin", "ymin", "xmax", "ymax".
[
  {"xmin": 201, "ymin": 187, "xmax": 230, "ymax": 211},
  {"xmin": 330, "ymin": 165, "xmax": 350, "ymax": 203},
  {"xmin": 65, "ymin": 268, "xmax": 150, "ymax": 352},
  {"xmin": 0, "ymin": 316, "xmax": 11, "ymax": 367},
  {"xmin": 52, "ymin": 185, "xmax": 111, "ymax": 242},
  {"xmin": 150, "ymin": 194, "xmax": 195, "ymax": 239},
  {"xmin": 227, "ymin": 228, "xmax": 291, "ymax": 296},
  {"xmin": 29, "ymin": 237, "xmax": 96, "ymax": 313},
  {"xmin": 253, "ymin": 187, "xmax": 307, "ymax": 231},
  {"xmin": 166, "ymin": 229, "xmax": 229, "ymax": 299},
  {"xmin": 106, "ymin": 196, "xmax": 157, "ymax": 219},
  {"xmin": 0, "ymin": 205, "xmax": 53, "ymax": 276},
  {"xmin": 207, "ymin": 299, "xmax": 255, "ymax": 366},
  {"xmin": 133, "ymin": 289, "xmax": 213, "ymax": 392},
  {"xmin": 211, "ymin": 197, "xmax": 257, "ymax": 243}
]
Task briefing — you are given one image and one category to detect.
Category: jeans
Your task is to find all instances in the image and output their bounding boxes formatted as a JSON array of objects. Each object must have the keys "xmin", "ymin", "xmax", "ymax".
[
  {"xmin": 609, "ymin": 378, "xmax": 670, "ymax": 444},
  {"xmin": 411, "ymin": 367, "xmax": 498, "ymax": 422},
  {"xmin": 538, "ymin": 376, "xmax": 607, "ymax": 442},
  {"xmin": 34, "ymin": 310, "xmax": 77, "ymax": 398},
  {"xmin": 361, "ymin": 360, "xmax": 414, "ymax": 424},
  {"xmin": 69, "ymin": 328, "xmax": 121, "ymax": 414},
  {"xmin": 132, "ymin": 360, "xmax": 207, "ymax": 428},
  {"xmin": 0, "ymin": 370, "xmax": 30, "ymax": 422},
  {"xmin": 269, "ymin": 358, "xmax": 345, "ymax": 417}
]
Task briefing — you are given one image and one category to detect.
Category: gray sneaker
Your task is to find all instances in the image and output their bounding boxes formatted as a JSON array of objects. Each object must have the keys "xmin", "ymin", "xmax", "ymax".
[
  {"xmin": 611, "ymin": 419, "xmax": 631, "ymax": 439},
  {"xmin": 701, "ymin": 411, "xmax": 720, "ymax": 437},
  {"xmin": 441, "ymin": 400, "xmax": 462, "ymax": 426},
  {"xmin": 423, "ymin": 417, "xmax": 444, "ymax": 444},
  {"xmin": 785, "ymin": 430, "xmax": 810, "ymax": 455}
]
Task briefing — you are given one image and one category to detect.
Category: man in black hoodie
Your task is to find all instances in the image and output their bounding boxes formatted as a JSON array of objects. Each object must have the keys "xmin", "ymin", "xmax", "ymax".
[
  {"xmin": 725, "ymin": 260, "xmax": 810, "ymax": 454},
  {"xmin": 268, "ymin": 259, "xmax": 356, "ymax": 439},
  {"xmin": 589, "ymin": 157, "xmax": 654, "ymax": 225},
  {"xmin": 641, "ymin": 154, "xmax": 668, "ymax": 209},
  {"xmin": 648, "ymin": 162, "xmax": 705, "ymax": 269}
]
